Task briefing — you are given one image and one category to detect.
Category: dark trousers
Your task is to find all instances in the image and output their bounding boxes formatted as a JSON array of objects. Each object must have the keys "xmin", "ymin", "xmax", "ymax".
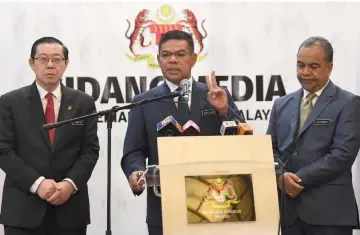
[
  {"xmin": 148, "ymin": 225, "xmax": 163, "ymax": 235},
  {"xmin": 282, "ymin": 218, "xmax": 353, "ymax": 235},
  {"xmin": 4, "ymin": 206, "xmax": 86, "ymax": 235}
]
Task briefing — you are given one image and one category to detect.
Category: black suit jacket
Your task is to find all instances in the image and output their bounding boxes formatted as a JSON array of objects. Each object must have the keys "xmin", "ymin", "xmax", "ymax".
[
  {"xmin": 121, "ymin": 80, "xmax": 243, "ymax": 227},
  {"xmin": 0, "ymin": 82, "xmax": 99, "ymax": 229}
]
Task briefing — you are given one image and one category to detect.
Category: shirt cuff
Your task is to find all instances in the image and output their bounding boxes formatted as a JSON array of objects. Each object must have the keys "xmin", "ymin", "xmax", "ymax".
[
  {"xmin": 64, "ymin": 178, "xmax": 78, "ymax": 193},
  {"xmin": 29, "ymin": 176, "xmax": 45, "ymax": 194}
]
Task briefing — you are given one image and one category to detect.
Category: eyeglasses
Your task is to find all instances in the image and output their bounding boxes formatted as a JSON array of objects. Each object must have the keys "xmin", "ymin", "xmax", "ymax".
[
  {"xmin": 34, "ymin": 56, "xmax": 66, "ymax": 65},
  {"xmin": 159, "ymin": 51, "xmax": 193, "ymax": 61}
]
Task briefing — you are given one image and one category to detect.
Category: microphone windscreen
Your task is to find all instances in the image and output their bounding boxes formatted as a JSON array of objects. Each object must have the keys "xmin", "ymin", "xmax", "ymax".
[
  {"xmin": 220, "ymin": 121, "xmax": 238, "ymax": 135},
  {"xmin": 157, "ymin": 115, "xmax": 183, "ymax": 136},
  {"xmin": 182, "ymin": 120, "xmax": 200, "ymax": 136}
]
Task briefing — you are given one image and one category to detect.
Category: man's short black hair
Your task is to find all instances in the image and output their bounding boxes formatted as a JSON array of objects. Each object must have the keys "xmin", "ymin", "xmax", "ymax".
[
  {"xmin": 158, "ymin": 30, "xmax": 194, "ymax": 53},
  {"xmin": 30, "ymin": 36, "xmax": 69, "ymax": 60}
]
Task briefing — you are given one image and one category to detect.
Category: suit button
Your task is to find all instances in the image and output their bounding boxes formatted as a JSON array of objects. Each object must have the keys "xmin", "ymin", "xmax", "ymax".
[{"xmin": 293, "ymin": 151, "xmax": 298, "ymax": 156}]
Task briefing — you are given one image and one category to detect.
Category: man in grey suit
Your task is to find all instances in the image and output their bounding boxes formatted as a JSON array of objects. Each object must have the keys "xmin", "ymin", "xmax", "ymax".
[{"xmin": 267, "ymin": 36, "xmax": 360, "ymax": 235}]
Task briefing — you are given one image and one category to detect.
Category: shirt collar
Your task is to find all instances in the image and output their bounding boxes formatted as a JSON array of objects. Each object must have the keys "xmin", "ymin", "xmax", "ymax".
[
  {"xmin": 165, "ymin": 77, "xmax": 193, "ymax": 93},
  {"xmin": 36, "ymin": 82, "xmax": 62, "ymax": 100},
  {"xmin": 302, "ymin": 79, "xmax": 329, "ymax": 101}
]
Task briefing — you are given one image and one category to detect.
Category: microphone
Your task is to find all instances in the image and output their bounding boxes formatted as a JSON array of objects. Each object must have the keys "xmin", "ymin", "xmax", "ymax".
[
  {"xmin": 182, "ymin": 120, "xmax": 200, "ymax": 136},
  {"xmin": 220, "ymin": 120, "xmax": 238, "ymax": 135},
  {"xmin": 180, "ymin": 79, "xmax": 191, "ymax": 102},
  {"xmin": 156, "ymin": 115, "xmax": 183, "ymax": 136},
  {"xmin": 234, "ymin": 118, "xmax": 253, "ymax": 135}
]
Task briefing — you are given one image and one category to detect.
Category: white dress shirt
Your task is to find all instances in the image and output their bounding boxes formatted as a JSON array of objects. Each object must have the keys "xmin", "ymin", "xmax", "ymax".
[
  {"xmin": 29, "ymin": 82, "xmax": 78, "ymax": 194},
  {"xmin": 165, "ymin": 78, "xmax": 193, "ymax": 108},
  {"xmin": 302, "ymin": 80, "xmax": 329, "ymax": 105}
]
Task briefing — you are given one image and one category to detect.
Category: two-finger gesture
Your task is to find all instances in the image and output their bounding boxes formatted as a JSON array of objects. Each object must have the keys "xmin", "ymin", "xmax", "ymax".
[{"xmin": 205, "ymin": 71, "xmax": 228, "ymax": 115}]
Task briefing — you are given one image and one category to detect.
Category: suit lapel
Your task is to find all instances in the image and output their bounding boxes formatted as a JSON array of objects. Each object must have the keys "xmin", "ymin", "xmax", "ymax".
[
  {"xmin": 297, "ymin": 81, "xmax": 336, "ymax": 137},
  {"xmin": 154, "ymin": 80, "xmax": 208, "ymax": 126},
  {"xmin": 52, "ymin": 84, "xmax": 73, "ymax": 151},
  {"xmin": 190, "ymin": 80, "xmax": 207, "ymax": 125},
  {"xmin": 290, "ymin": 89, "xmax": 302, "ymax": 140},
  {"xmin": 26, "ymin": 82, "xmax": 51, "ymax": 150},
  {"xmin": 154, "ymin": 83, "xmax": 182, "ymax": 123}
]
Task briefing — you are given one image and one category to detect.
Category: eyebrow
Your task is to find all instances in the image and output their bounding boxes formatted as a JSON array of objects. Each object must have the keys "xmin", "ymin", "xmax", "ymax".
[
  {"xmin": 297, "ymin": 61, "xmax": 321, "ymax": 67},
  {"xmin": 36, "ymin": 53, "xmax": 63, "ymax": 57},
  {"xmin": 160, "ymin": 50, "xmax": 187, "ymax": 53}
]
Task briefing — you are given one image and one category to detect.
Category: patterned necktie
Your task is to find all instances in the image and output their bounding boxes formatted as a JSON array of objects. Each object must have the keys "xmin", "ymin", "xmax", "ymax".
[
  {"xmin": 297, "ymin": 92, "xmax": 317, "ymax": 134},
  {"xmin": 45, "ymin": 93, "xmax": 56, "ymax": 146}
]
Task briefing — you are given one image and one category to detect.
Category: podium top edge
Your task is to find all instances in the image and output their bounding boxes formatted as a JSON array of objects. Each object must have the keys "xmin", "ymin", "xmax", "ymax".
[{"xmin": 148, "ymin": 161, "xmax": 279, "ymax": 167}]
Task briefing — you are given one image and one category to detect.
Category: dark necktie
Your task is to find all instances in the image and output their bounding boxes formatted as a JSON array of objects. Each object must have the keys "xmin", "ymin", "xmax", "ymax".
[
  {"xmin": 45, "ymin": 93, "xmax": 56, "ymax": 146},
  {"xmin": 177, "ymin": 87, "xmax": 190, "ymax": 116}
]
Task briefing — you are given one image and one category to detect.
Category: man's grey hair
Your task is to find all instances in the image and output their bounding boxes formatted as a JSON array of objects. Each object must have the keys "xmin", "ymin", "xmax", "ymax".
[{"xmin": 298, "ymin": 36, "xmax": 333, "ymax": 63}]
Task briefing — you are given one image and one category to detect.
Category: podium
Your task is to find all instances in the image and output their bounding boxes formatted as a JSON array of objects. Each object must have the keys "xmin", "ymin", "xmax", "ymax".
[{"xmin": 143, "ymin": 135, "xmax": 279, "ymax": 235}]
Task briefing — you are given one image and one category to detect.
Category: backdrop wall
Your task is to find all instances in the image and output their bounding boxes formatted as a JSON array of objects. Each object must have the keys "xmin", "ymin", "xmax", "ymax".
[{"xmin": 0, "ymin": 2, "xmax": 360, "ymax": 235}]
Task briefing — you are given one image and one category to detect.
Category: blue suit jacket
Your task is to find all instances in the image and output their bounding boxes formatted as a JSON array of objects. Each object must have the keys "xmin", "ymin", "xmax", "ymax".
[
  {"xmin": 121, "ymin": 80, "xmax": 242, "ymax": 227},
  {"xmin": 267, "ymin": 80, "xmax": 360, "ymax": 227}
]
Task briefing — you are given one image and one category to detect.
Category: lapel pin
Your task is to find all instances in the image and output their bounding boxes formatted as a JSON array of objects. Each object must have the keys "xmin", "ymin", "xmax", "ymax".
[{"xmin": 68, "ymin": 106, "xmax": 72, "ymax": 110}]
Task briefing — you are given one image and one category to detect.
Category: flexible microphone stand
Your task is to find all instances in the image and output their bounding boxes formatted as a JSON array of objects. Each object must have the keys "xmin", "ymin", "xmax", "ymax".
[
  {"xmin": 275, "ymin": 158, "xmax": 287, "ymax": 235},
  {"xmin": 42, "ymin": 90, "xmax": 183, "ymax": 235}
]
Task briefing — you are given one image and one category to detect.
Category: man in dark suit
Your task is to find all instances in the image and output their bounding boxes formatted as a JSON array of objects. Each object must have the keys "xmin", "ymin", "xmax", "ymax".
[
  {"xmin": 0, "ymin": 37, "xmax": 99, "ymax": 235},
  {"xmin": 121, "ymin": 30, "xmax": 244, "ymax": 235},
  {"xmin": 267, "ymin": 36, "xmax": 360, "ymax": 235}
]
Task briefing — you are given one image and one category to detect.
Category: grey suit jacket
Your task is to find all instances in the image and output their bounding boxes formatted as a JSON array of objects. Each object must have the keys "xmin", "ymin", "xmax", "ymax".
[{"xmin": 267, "ymin": 80, "xmax": 360, "ymax": 227}]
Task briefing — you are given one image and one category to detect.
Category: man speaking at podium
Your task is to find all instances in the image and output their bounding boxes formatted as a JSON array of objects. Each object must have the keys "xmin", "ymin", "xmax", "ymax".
[
  {"xmin": 267, "ymin": 36, "xmax": 360, "ymax": 235},
  {"xmin": 121, "ymin": 30, "xmax": 243, "ymax": 235}
]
